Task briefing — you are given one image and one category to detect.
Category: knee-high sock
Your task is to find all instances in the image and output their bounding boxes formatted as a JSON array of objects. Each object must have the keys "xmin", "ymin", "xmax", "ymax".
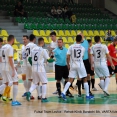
[
  {"xmin": 29, "ymin": 84, "xmax": 38, "ymax": 93},
  {"xmin": 23, "ymin": 80, "xmax": 28, "ymax": 92},
  {"xmin": 36, "ymin": 85, "xmax": 42, "ymax": 97},
  {"xmin": 56, "ymin": 82, "xmax": 61, "ymax": 96},
  {"xmin": 87, "ymin": 80, "xmax": 91, "ymax": 93},
  {"xmin": 7, "ymin": 86, "xmax": 11, "ymax": 98},
  {"xmin": 0, "ymin": 84, "xmax": 6, "ymax": 94},
  {"xmin": 3, "ymin": 86, "xmax": 11, "ymax": 97},
  {"xmin": 91, "ymin": 79, "xmax": 95, "ymax": 89},
  {"xmin": 100, "ymin": 80, "xmax": 105, "ymax": 90},
  {"xmin": 27, "ymin": 80, "xmax": 32, "ymax": 91},
  {"xmin": 13, "ymin": 85, "xmax": 18, "ymax": 102},
  {"xmin": 61, "ymin": 78, "xmax": 64, "ymax": 87},
  {"xmin": 64, "ymin": 81, "xmax": 71, "ymax": 94},
  {"xmin": 42, "ymin": 84, "xmax": 47, "ymax": 99},
  {"xmin": 104, "ymin": 77, "xmax": 110, "ymax": 91},
  {"xmin": 77, "ymin": 80, "xmax": 81, "ymax": 95},
  {"xmin": 81, "ymin": 79, "xmax": 84, "ymax": 88},
  {"xmin": 63, "ymin": 82, "xmax": 71, "ymax": 95},
  {"xmin": 84, "ymin": 82, "xmax": 89, "ymax": 96}
]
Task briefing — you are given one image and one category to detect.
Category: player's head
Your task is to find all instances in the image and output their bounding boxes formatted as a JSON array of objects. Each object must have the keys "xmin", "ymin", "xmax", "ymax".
[
  {"xmin": 23, "ymin": 35, "xmax": 29, "ymax": 45},
  {"xmin": 29, "ymin": 34, "xmax": 36, "ymax": 43},
  {"xmin": 7, "ymin": 35, "xmax": 15, "ymax": 45},
  {"xmin": 76, "ymin": 35, "xmax": 82, "ymax": 43},
  {"xmin": 0, "ymin": 38, "xmax": 3, "ymax": 47},
  {"xmin": 50, "ymin": 31, "xmax": 56, "ymax": 42},
  {"xmin": 78, "ymin": 32, "xmax": 84, "ymax": 41},
  {"xmin": 113, "ymin": 36, "xmax": 117, "ymax": 46},
  {"xmin": 87, "ymin": 39, "xmax": 92, "ymax": 47},
  {"xmin": 38, "ymin": 37, "xmax": 44, "ymax": 47},
  {"xmin": 94, "ymin": 36, "xmax": 101, "ymax": 43},
  {"xmin": 57, "ymin": 39, "xmax": 63, "ymax": 48}
]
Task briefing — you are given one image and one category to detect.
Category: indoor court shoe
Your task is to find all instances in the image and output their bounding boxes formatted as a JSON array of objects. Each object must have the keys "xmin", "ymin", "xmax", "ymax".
[
  {"xmin": 11, "ymin": 101, "xmax": 21, "ymax": 106},
  {"xmin": 61, "ymin": 93, "xmax": 67, "ymax": 101},
  {"xmin": 89, "ymin": 92, "xmax": 94, "ymax": 96},
  {"xmin": 53, "ymin": 90, "xmax": 58, "ymax": 94},
  {"xmin": 66, "ymin": 93, "xmax": 74, "ymax": 98},
  {"xmin": 41, "ymin": 98, "xmax": 49, "ymax": 103},
  {"xmin": 92, "ymin": 87, "xmax": 98, "ymax": 91},
  {"xmin": 2, "ymin": 96, "xmax": 7, "ymax": 101},
  {"xmin": 30, "ymin": 96, "xmax": 35, "ymax": 100},
  {"xmin": 26, "ymin": 92, "xmax": 31, "ymax": 101},
  {"xmin": 86, "ymin": 95, "xmax": 94, "ymax": 100},
  {"xmin": 103, "ymin": 90, "xmax": 110, "ymax": 96},
  {"xmin": 37, "ymin": 96, "xmax": 42, "ymax": 100},
  {"xmin": 78, "ymin": 94, "xmax": 82, "ymax": 97},
  {"xmin": 7, "ymin": 97, "xmax": 12, "ymax": 101},
  {"xmin": 22, "ymin": 92, "xmax": 27, "ymax": 97}
]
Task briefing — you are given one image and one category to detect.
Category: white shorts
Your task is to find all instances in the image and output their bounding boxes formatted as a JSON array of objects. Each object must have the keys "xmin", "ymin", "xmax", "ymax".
[
  {"xmin": 69, "ymin": 62, "xmax": 87, "ymax": 79},
  {"xmin": 32, "ymin": 72, "xmax": 48, "ymax": 84},
  {"xmin": 21, "ymin": 66, "xmax": 27, "ymax": 75},
  {"xmin": 94, "ymin": 63, "xmax": 110, "ymax": 77},
  {"xmin": 26, "ymin": 64, "xmax": 32, "ymax": 79},
  {"xmin": 2, "ymin": 70, "xmax": 18, "ymax": 84}
]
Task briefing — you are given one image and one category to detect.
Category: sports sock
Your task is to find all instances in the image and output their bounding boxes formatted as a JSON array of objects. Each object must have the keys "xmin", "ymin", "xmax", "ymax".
[
  {"xmin": 56, "ymin": 82, "xmax": 61, "ymax": 96},
  {"xmin": 42, "ymin": 84, "xmax": 47, "ymax": 99},
  {"xmin": 3, "ymin": 86, "xmax": 10, "ymax": 97},
  {"xmin": 100, "ymin": 80, "xmax": 105, "ymax": 90},
  {"xmin": 81, "ymin": 79, "xmax": 84, "ymax": 88},
  {"xmin": 91, "ymin": 79, "xmax": 95, "ymax": 89},
  {"xmin": 7, "ymin": 86, "xmax": 11, "ymax": 98},
  {"xmin": 29, "ymin": 84, "xmax": 38, "ymax": 93},
  {"xmin": 104, "ymin": 77, "xmax": 110, "ymax": 91},
  {"xmin": 63, "ymin": 82, "xmax": 71, "ymax": 95},
  {"xmin": 87, "ymin": 80, "xmax": 91, "ymax": 93},
  {"xmin": 36, "ymin": 85, "xmax": 42, "ymax": 97},
  {"xmin": 27, "ymin": 80, "xmax": 32, "ymax": 91},
  {"xmin": 23, "ymin": 80, "xmax": 28, "ymax": 92},
  {"xmin": 61, "ymin": 78, "xmax": 64, "ymax": 87},
  {"xmin": 76, "ymin": 80, "xmax": 81, "ymax": 95},
  {"xmin": 0, "ymin": 80, "xmax": 2, "ymax": 86},
  {"xmin": 13, "ymin": 85, "xmax": 18, "ymax": 102},
  {"xmin": 64, "ymin": 81, "xmax": 71, "ymax": 94},
  {"xmin": 84, "ymin": 82, "xmax": 89, "ymax": 96},
  {"xmin": 0, "ymin": 84, "xmax": 6, "ymax": 94}
]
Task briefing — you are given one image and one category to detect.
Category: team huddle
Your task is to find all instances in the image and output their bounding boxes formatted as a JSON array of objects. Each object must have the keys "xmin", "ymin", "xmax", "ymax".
[{"xmin": 0, "ymin": 31, "xmax": 117, "ymax": 106}]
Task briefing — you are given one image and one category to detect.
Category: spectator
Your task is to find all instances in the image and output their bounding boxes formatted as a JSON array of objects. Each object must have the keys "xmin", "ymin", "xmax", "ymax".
[
  {"xmin": 51, "ymin": 6, "xmax": 57, "ymax": 18},
  {"xmin": 106, "ymin": 30, "xmax": 114, "ymax": 41},
  {"xmin": 57, "ymin": 6, "xmax": 62, "ymax": 18},
  {"xmin": 14, "ymin": 1, "xmax": 27, "ymax": 18}
]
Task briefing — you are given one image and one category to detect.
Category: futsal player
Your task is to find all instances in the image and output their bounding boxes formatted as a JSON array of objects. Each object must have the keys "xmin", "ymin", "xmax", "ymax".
[
  {"xmin": 61, "ymin": 35, "xmax": 94, "ymax": 100},
  {"xmin": 0, "ymin": 35, "xmax": 21, "ymax": 106},
  {"xmin": 107, "ymin": 36, "xmax": 117, "ymax": 89},
  {"xmin": 26, "ymin": 37, "xmax": 55, "ymax": 102},
  {"xmin": 90, "ymin": 36, "xmax": 115, "ymax": 96},
  {"xmin": 53, "ymin": 39, "xmax": 73, "ymax": 98},
  {"xmin": 87, "ymin": 39, "xmax": 97, "ymax": 91}
]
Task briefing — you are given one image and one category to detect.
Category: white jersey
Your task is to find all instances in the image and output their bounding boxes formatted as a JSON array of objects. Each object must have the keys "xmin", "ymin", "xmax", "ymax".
[
  {"xmin": 31, "ymin": 46, "xmax": 49, "ymax": 72},
  {"xmin": 67, "ymin": 44, "xmax": 85, "ymax": 64},
  {"xmin": 0, "ymin": 47, "xmax": 2, "ymax": 74},
  {"xmin": 0, "ymin": 44, "xmax": 14, "ymax": 71},
  {"xmin": 25, "ymin": 42, "xmax": 37, "ymax": 65},
  {"xmin": 50, "ymin": 40, "xmax": 58, "ymax": 49},
  {"xmin": 21, "ymin": 45, "xmax": 27, "ymax": 66},
  {"xmin": 90, "ymin": 43, "xmax": 109, "ymax": 64}
]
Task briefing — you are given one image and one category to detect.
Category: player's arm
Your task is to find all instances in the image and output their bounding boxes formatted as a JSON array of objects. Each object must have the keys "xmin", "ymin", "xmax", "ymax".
[
  {"xmin": 90, "ymin": 47, "xmax": 94, "ymax": 71},
  {"xmin": 67, "ymin": 54, "xmax": 70, "ymax": 70},
  {"xmin": 9, "ymin": 56, "xmax": 15, "ymax": 77}
]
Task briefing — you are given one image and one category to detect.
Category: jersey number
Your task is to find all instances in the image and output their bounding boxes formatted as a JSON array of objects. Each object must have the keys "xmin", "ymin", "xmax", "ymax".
[
  {"xmin": 74, "ymin": 49, "xmax": 81, "ymax": 58},
  {"xmin": 34, "ymin": 52, "xmax": 38, "ymax": 61},
  {"xmin": 26, "ymin": 48, "xmax": 30, "ymax": 56},
  {"xmin": 96, "ymin": 50, "xmax": 101, "ymax": 58},
  {"xmin": 2, "ymin": 50, "xmax": 5, "ymax": 59}
]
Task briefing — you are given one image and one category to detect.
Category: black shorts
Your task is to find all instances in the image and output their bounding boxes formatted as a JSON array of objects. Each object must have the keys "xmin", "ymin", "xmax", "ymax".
[
  {"xmin": 108, "ymin": 65, "xmax": 117, "ymax": 75},
  {"xmin": 90, "ymin": 70, "xmax": 94, "ymax": 76},
  {"xmin": 55, "ymin": 64, "xmax": 69, "ymax": 81},
  {"xmin": 83, "ymin": 59, "xmax": 91, "ymax": 75}
]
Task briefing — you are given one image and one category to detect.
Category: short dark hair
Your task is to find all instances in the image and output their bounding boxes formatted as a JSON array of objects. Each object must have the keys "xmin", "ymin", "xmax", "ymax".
[
  {"xmin": 7, "ymin": 35, "xmax": 14, "ymax": 42},
  {"xmin": 58, "ymin": 39, "xmax": 63, "ymax": 42},
  {"xmin": 76, "ymin": 35, "xmax": 82, "ymax": 42},
  {"xmin": 87, "ymin": 39, "xmax": 92, "ymax": 44},
  {"xmin": 50, "ymin": 31, "xmax": 56, "ymax": 36},
  {"xmin": 113, "ymin": 36, "xmax": 117, "ymax": 42},
  {"xmin": 23, "ymin": 35, "xmax": 29, "ymax": 39},
  {"xmin": 94, "ymin": 36, "xmax": 100, "ymax": 43},
  {"xmin": 38, "ymin": 37, "xmax": 44, "ymax": 43},
  {"xmin": 29, "ymin": 34, "xmax": 35, "ymax": 41},
  {"xmin": 0, "ymin": 38, "xmax": 3, "ymax": 42}
]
